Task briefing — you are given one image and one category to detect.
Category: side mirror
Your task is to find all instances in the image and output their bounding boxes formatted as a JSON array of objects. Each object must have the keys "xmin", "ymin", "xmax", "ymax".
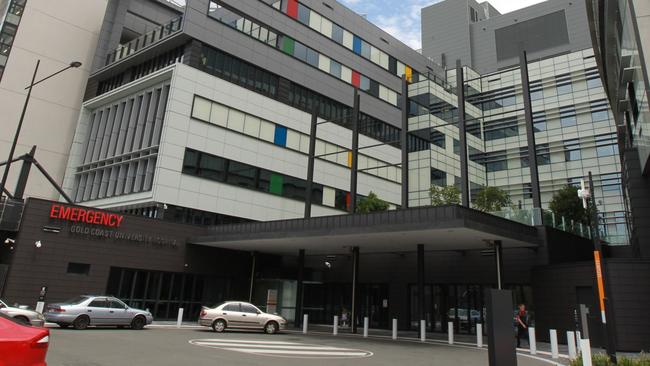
[{"xmin": 257, "ymin": 310, "xmax": 261, "ymax": 315}]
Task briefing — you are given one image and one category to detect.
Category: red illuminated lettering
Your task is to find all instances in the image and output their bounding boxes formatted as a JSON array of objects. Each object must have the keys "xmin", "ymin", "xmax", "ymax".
[{"xmin": 49, "ymin": 204, "xmax": 125, "ymax": 228}]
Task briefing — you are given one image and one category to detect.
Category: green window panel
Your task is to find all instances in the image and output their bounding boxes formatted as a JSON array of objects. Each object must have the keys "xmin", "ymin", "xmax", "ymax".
[
  {"xmin": 269, "ymin": 174, "xmax": 284, "ymax": 195},
  {"xmin": 281, "ymin": 36, "xmax": 295, "ymax": 55}
]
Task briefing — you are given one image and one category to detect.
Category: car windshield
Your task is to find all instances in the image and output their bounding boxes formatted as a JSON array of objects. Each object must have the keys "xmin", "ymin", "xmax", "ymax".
[{"xmin": 63, "ymin": 295, "xmax": 90, "ymax": 304}]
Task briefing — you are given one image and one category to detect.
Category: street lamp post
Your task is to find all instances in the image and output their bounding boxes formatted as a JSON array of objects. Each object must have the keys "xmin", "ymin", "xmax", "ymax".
[{"xmin": 0, "ymin": 60, "xmax": 82, "ymax": 198}]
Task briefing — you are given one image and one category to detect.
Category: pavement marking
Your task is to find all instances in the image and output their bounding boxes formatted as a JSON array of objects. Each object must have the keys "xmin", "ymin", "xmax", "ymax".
[{"xmin": 189, "ymin": 338, "xmax": 373, "ymax": 359}]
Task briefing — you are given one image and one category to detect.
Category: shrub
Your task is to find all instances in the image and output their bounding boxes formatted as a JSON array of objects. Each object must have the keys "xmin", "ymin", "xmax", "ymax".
[{"xmin": 568, "ymin": 353, "xmax": 650, "ymax": 366}]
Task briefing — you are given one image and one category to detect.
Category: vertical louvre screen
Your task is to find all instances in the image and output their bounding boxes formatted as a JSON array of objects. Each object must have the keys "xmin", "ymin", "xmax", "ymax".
[{"xmin": 72, "ymin": 81, "xmax": 170, "ymax": 202}]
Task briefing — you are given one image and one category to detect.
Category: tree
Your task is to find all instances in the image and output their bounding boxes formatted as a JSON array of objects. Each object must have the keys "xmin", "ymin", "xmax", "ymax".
[
  {"xmin": 356, "ymin": 191, "xmax": 390, "ymax": 213},
  {"xmin": 473, "ymin": 186, "xmax": 511, "ymax": 212},
  {"xmin": 429, "ymin": 185, "xmax": 461, "ymax": 206},
  {"xmin": 548, "ymin": 185, "xmax": 589, "ymax": 225}
]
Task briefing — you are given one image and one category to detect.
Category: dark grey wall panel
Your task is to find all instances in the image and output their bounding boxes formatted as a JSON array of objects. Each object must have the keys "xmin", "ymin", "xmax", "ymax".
[{"xmin": 495, "ymin": 10, "xmax": 569, "ymax": 62}]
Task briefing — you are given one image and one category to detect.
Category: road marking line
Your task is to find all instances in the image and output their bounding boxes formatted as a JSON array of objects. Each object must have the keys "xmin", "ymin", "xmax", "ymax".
[
  {"xmin": 189, "ymin": 338, "xmax": 373, "ymax": 359},
  {"xmin": 194, "ymin": 339, "xmax": 299, "ymax": 345},
  {"xmin": 222, "ymin": 348, "xmax": 371, "ymax": 356},
  {"xmin": 193, "ymin": 342, "xmax": 345, "ymax": 350}
]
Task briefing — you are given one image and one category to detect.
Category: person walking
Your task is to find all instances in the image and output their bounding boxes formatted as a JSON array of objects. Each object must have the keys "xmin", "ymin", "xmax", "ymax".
[
  {"xmin": 341, "ymin": 308, "xmax": 349, "ymax": 327},
  {"xmin": 515, "ymin": 303, "xmax": 529, "ymax": 348}
]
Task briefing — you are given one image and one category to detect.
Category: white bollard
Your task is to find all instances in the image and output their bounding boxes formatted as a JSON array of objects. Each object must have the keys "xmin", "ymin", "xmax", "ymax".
[
  {"xmin": 392, "ymin": 318, "xmax": 398, "ymax": 340},
  {"xmin": 448, "ymin": 322, "xmax": 454, "ymax": 344},
  {"xmin": 420, "ymin": 320, "xmax": 426, "ymax": 342},
  {"xmin": 567, "ymin": 331, "xmax": 578, "ymax": 359},
  {"xmin": 580, "ymin": 339, "xmax": 592, "ymax": 366},
  {"xmin": 528, "ymin": 327, "xmax": 536, "ymax": 354},
  {"xmin": 476, "ymin": 324, "xmax": 483, "ymax": 348},
  {"xmin": 333, "ymin": 315, "xmax": 338, "ymax": 335},
  {"xmin": 363, "ymin": 317, "xmax": 369, "ymax": 338},
  {"xmin": 303, "ymin": 314, "xmax": 308, "ymax": 334},
  {"xmin": 35, "ymin": 302, "xmax": 45, "ymax": 314},
  {"xmin": 176, "ymin": 308, "xmax": 184, "ymax": 328},
  {"xmin": 550, "ymin": 329, "xmax": 559, "ymax": 359}
]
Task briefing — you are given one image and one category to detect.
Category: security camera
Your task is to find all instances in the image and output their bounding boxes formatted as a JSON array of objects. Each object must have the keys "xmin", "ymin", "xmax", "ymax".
[
  {"xmin": 163, "ymin": 204, "xmax": 168, "ymax": 210},
  {"xmin": 4, "ymin": 238, "xmax": 15, "ymax": 244},
  {"xmin": 324, "ymin": 261, "xmax": 332, "ymax": 269},
  {"xmin": 35, "ymin": 241, "xmax": 42, "ymax": 248}
]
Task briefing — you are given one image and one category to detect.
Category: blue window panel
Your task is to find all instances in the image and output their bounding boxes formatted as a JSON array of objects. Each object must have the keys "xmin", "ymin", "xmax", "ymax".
[
  {"xmin": 353, "ymin": 36, "xmax": 362, "ymax": 55},
  {"xmin": 274, "ymin": 125, "xmax": 287, "ymax": 146}
]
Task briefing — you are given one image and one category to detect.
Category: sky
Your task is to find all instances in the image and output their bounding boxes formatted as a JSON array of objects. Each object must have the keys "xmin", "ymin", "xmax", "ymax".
[{"xmin": 338, "ymin": 0, "xmax": 548, "ymax": 50}]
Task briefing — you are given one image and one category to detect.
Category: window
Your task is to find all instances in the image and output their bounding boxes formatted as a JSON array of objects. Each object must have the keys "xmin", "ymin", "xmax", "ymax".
[
  {"xmin": 484, "ymin": 117, "xmax": 518, "ymax": 140},
  {"xmin": 533, "ymin": 112, "xmax": 546, "ymax": 132},
  {"xmin": 560, "ymin": 106, "xmax": 577, "ymax": 127},
  {"xmin": 596, "ymin": 135, "xmax": 619, "ymax": 157},
  {"xmin": 564, "ymin": 139, "xmax": 581, "ymax": 161},
  {"xmin": 431, "ymin": 130, "xmax": 446, "ymax": 149},
  {"xmin": 67, "ymin": 262, "xmax": 91, "ymax": 275},
  {"xmin": 585, "ymin": 68, "xmax": 601, "ymax": 89},
  {"xmin": 331, "ymin": 23, "xmax": 344, "ymax": 43},
  {"xmin": 591, "ymin": 100, "xmax": 610, "ymax": 122},
  {"xmin": 485, "ymin": 151, "xmax": 507, "ymax": 172},
  {"xmin": 529, "ymin": 80, "xmax": 543, "ymax": 101},
  {"xmin": 223, "ymin": 303, "xmax": 240, "ymax": 312},
  {"xmin": 88, "ymin": 298, "xmax": 109, "ymax": 308},
  {"xmin": 521, "ymin": 144, "xmax": 550, "ymax": 167},
  {"xmin": 555, "ymin": 73, "xmax": 573, "ymax": 95},
  {"xmin": 109, "ymin": 299, "xmax": 127, "ymax": 309},
  {"xmin": 431, "ymin": 168, "xmax": 446, "ymax": 187},
  {"xmin": 601, "ymin": 173, "xmax": 622, "ymax": 193},
  {"xmin": 241, "ymin": 304, "xmax": 259, "ymax": 314},
  {"xmin": 297, "ymin": 3, "xmax": 310, "ymax": 24}
]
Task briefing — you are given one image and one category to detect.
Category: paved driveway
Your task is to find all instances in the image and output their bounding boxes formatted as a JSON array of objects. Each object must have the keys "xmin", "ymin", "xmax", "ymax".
[{"xmin": 46, "ymin": 327, "xmax": 563, "ymax": 366}]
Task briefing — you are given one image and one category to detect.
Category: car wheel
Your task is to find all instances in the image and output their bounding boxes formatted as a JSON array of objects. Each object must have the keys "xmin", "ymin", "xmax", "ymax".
[
  {"xmin": 212, "ymin": 319, "xmax": 226, "ymax": 333},
  {"xmin": 57, "ymin": 323, "xmax": 70, "ymax": 329},
  {"xmin": 264, "ymin": 321, "xmax": 278, "ymax": 334},
  {"xmin": 14, "ymin": 316, "xmax": 30, "ymax": 325},
  {"xmin": 131, "ymin": 316, "xmax": 146, "ymax": 330},
  {"xmin": 73, "ymin": 315, "xmax": 90, "ymax": 330}
]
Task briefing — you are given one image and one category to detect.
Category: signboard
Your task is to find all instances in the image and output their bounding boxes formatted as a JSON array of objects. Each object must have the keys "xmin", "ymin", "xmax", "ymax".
[{"xmin": 50, "ymin": 204, "xmax": 124, "ymax": 228}]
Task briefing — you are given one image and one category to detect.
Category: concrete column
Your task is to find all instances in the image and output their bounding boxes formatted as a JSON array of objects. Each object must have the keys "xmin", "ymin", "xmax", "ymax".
[
  {"xmin": 295, "ymin": 249, "xmax": 305, "ymax": 328},
  {"xmin": 351, "ymin": 246, "xmax": 360, "ymax": 334},
  {"xmin": 417, "ymin": 244, "xmax": 425, "ymax": 334}
]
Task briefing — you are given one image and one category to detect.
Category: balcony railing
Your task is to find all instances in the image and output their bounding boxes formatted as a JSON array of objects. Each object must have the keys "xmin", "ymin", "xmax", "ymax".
[
  {"xmin": 104, "ymin": 15, "xmax": 183, "ymax": 66},
  {"xmin": 490, "ymin": 207, "xmax": 629, "ymax": 245},
  {"xmin": 0, "ymin": 198, "xmax": 24, "ymax": 231}
]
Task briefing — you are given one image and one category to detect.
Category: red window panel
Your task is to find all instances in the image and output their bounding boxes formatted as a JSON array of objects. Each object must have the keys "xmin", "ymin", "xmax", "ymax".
[
  {"xmin": 346, "ymin": 192, "xmax": 351, "ymax": 210},
  {"xmin": 286, "ymin": 0, "xmax": 298, "ymax": 18},
  {"xmin": 351, "ymin": 71, "xmax": 361, "ymax": 88}
]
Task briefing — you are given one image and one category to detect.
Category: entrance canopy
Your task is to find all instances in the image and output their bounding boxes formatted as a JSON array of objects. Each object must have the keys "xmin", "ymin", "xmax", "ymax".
[{"xmin": 191, "ymin": 206, "xmax": 543, "ymax": 255}]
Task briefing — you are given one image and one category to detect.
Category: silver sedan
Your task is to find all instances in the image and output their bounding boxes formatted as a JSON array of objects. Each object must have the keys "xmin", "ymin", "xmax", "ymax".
[
  {"xmin": 199, "ymin": 301, "xmax": 287, "ymax": 334},
  {"xmin": 0, "ymin": 299, "xmax": 45, "ymax": 327},
  {"xmin": 44, "ymin": 295, "xmax": 153, "ymax": 330}
]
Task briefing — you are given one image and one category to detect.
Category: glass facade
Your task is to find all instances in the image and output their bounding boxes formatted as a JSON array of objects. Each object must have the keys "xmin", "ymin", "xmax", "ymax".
[
  {"xmin": 182, "ymin": 148, "xmax": 352, "ymax": 211},
  {"xmin": 208, "ymin": 1, "xmax": 399, "ymax": 106},
  {"xmin": 408, "ymin": 49, "xmax": 629, "ymax": 244},
  {"xmin": 0, "ymin": 0, "xmax": 25, "ymax": 82}
]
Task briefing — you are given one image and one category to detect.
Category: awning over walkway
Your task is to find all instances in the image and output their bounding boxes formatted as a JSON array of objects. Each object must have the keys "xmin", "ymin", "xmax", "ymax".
[{"xmin": 190, "ymin": 205, "xmax": 543, "ymax": 255}]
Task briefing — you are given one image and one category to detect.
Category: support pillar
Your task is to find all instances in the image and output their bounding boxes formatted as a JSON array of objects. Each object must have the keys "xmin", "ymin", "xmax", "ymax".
[
  {"xmin": 13, "ymin": 146, "xmax": 36, "ymax": 200},
  {"xmin": 417, "ymin": 244, "xmax": 425, "ymax": 331},
  {"xmin": 248, "ymin": 252, "xmax": 256, "ymax": 303},
  {"xmin": 304, "ymin": 105, "xmax": 318, "ymax": 218},
  {"xmin": 401, "ymin": 75, "xmax": 409, "ymax": 209},
  {"xmin": 351, "ymin": 246, "xmax": 359, "ymax": 334},
  {"xmin": 519, "ymin": 50, "xmax": 542, "ymax": 210},
  {"xmin": 456, "ymin": 60, "xmax": 470, "ymax": 207},
  {"xmin": 349, "ymin": 90, "xmax": 360, "ymax": 213},
  {"xmin": 295, "ymin": 249, "xmax": 305, "ymax": 328},
  {"xmin": 494, "ymin": 240, "xmax": 504, "ymax": 290}
]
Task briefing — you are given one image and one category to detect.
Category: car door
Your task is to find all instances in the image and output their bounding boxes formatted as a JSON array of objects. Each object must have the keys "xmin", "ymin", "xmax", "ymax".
[
  {"xmin": 86, "ymin": 298, "xmax": 111, "ymax": 325},
  {"xmin": 108, "ymin": 298, "xmax": 132, "ymax": 325},
  {"xmin": 221, "ymin": 303, "xmax": 245, "ymax": 328},
  {"xmin": 240, "ymin": 303, "xmax": 263, "ymax": 328}
]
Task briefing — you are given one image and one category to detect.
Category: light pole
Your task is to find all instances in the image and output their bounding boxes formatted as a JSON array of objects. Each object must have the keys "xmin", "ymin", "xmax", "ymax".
[{"xmin": 0, "ymin": 60, "xmax": 82, "ymax": 199}]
